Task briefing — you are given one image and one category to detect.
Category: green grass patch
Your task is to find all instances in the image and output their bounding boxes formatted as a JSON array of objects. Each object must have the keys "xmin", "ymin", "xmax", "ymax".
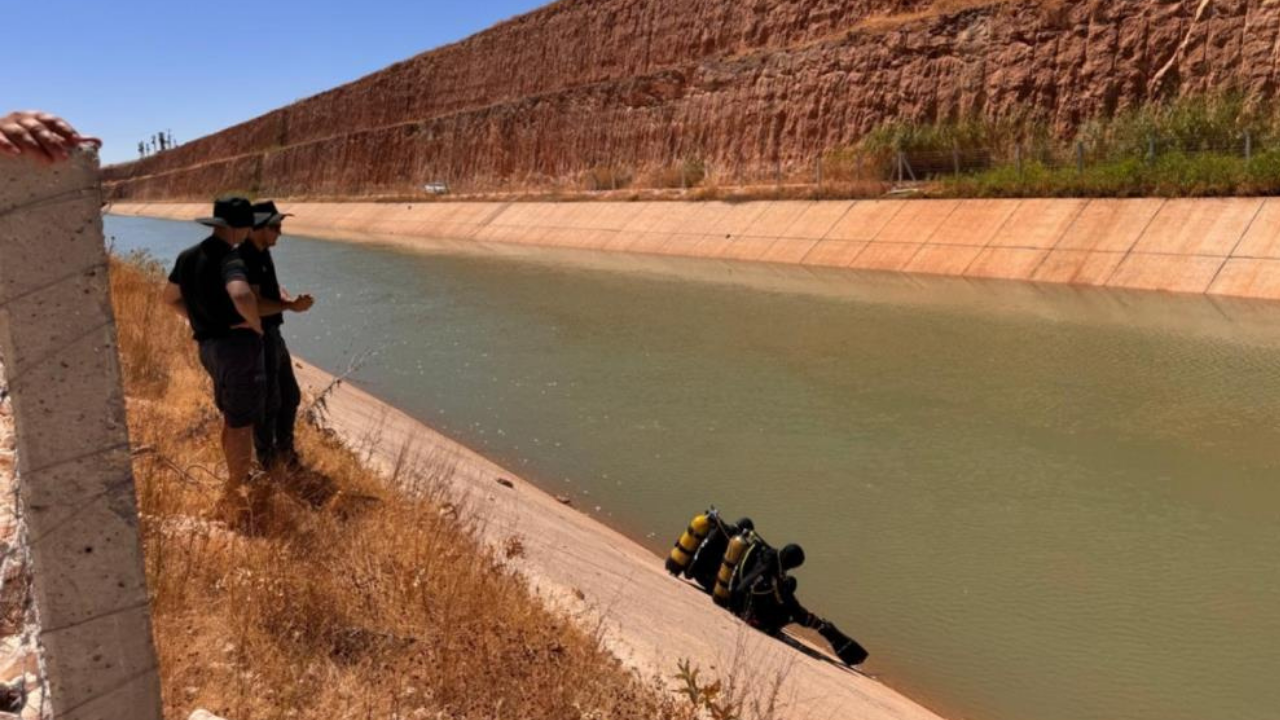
[
  {"xmin": 939, "ymin": 151, "xmax": 1280, "ymax": 198},
  {"xmin": 844, "ymin": 95, "xmax": 1280, "ymax": 197}
]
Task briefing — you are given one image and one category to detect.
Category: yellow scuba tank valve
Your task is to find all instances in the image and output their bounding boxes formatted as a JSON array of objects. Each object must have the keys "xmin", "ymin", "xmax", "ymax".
[
  {"xmin": 713, "ymin": 531, "xmax": 754, "ymax": 606},
  {"xmin": 665, "ymin": 513, "xmax": 713, "ymax": 575}
]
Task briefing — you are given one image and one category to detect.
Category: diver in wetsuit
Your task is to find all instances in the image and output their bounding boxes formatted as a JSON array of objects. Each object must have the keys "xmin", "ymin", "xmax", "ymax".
[
  {"xmin": 665, "ymin": 511, "xmax": 870, "ymax": 667},
  {"xmin": 730, "ymin": 541, "xmax": 870, "ymax": 666},
  {"xmin": 730, "ymin": 543, "xmax": 823, "ymax": 633}
]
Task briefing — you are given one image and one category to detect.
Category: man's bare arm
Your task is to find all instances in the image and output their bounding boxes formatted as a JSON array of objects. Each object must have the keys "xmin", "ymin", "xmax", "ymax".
[
  {"xmin": 251, "ymin": 285, "xmax": 289, "ymax": 315},
  {"xmin": 227, "ymin": 279, "xmax": 263, "ymax": 335},
  {"xmin": 251, "ymin": 285, "xmax": 314, "ymax": 315},
  {"xmin": 162, "ymin": 282, "xmax": 188, "ymax": 318}
]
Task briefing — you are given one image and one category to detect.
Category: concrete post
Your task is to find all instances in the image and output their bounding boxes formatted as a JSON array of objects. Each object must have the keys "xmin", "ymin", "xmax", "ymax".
[{"xmin": 0, "ymin": 150, "xmax": 162, "ymax": 719}]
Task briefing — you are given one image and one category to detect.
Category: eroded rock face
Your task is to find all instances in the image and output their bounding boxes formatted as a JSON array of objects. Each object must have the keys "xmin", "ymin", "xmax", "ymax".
[{"xmin": 105, "ymin": 0, "xmax": 1280, "ymax": 198}]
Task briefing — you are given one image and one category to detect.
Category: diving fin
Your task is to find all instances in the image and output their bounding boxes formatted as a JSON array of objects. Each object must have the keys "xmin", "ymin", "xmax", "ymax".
[{"xmin": 818, "ymin": 622, "xmax": 869, "ymax": 667}]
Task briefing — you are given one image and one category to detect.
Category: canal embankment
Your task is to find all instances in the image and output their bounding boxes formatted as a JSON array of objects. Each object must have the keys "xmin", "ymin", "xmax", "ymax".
[
  {"xmin": 292, "ymin": 359, "xmax": 947, "ymax": 720},
  {"xmin": 105, "ymin": 211, "xmax": 1280, "ymax": 720},
  {"xmin": 110, "ymin": 198, "xmax": 1280, "ymax": 300},
  {"xmin": 108, "ymin": 252, "xmax": 948, "ymax": 720}
]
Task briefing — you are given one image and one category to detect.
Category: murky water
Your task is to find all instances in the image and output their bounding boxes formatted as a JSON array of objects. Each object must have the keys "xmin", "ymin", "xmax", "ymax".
[{"xmin": 108, "ymin": 214, "xmax": 1280, "ymax": 720}]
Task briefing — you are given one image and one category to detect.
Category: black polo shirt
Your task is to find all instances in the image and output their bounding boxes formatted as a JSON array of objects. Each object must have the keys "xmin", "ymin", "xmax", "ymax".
[
  {"xmin": 167, "ymin": 236, "xmax": 249, "ymax": 341},
  {"xmin": 235, "ymin": 239, "xmax": 284, "ymax": 328}
]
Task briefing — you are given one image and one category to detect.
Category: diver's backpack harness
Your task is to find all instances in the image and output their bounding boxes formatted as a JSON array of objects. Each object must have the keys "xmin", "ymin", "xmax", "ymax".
[{"xmin": 730, "ymin": 541, "xmax": 786, "ymax": 624}]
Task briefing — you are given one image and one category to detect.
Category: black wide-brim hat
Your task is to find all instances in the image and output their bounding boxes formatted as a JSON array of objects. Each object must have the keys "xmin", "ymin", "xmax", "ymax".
[
  {"xmin": 195, "ymin": 196, "xmax": 256, "ymax": 229},
  {"xmin": 251, "ymin": 200, "xmax": 295, "ymax": 228}
]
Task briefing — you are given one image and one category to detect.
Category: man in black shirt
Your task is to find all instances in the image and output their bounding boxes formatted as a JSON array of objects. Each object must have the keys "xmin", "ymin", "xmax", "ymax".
[
  {"xmin": 162, "ymin": 197, "xmax": 264, "ymax": 523},
  {"xmin": 240, "ymin": 200, "xmax": 314, "ymax": 469}
]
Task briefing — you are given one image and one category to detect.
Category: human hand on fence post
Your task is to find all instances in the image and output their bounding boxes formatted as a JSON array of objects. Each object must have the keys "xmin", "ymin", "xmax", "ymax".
[{"xmin": 0, "ymin": 111, "xmax": 101, "ymax": 163}]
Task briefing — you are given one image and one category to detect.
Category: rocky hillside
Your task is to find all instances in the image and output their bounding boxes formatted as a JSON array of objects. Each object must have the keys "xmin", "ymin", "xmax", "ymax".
[{"xmin": 105, "ymin": 0, "xmax": 1279, "ymax": 199}]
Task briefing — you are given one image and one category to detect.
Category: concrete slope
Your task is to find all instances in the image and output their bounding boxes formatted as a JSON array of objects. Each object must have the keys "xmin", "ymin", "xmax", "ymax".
[
  {"xmin": 294, "ymin": 361, "xmax": 946, "ymax": 720},
  {"xmin": 112, "ymin": 197, "xmax": 1280, "ymax": 300}
]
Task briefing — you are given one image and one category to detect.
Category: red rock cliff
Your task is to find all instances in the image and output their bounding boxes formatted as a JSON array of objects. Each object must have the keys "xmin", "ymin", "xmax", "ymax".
[{"xmin": 104, "ymin": 0, "xmax": 1280, "ymax": 199}]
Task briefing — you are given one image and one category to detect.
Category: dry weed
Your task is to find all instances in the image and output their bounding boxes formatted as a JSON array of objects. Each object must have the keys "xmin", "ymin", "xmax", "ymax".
[{"xmin": 111, "ymin": 256, "xmax": 690, "ymax": 720}]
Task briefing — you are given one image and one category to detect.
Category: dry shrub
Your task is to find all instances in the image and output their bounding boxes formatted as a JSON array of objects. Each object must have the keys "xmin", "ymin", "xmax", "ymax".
[
  {"xmin": 809, "ymin": 180, "xmax": 894, "ymax": 199},
  {"xmin": 645, "ymin": 158, "xmax": 707, "ymax": 189},
  {"xmin": 583, "ymin": 165, "xmax": 633, "ymax": 191},
  {"xmin": 110, "ymin": 256, "xmax": 688, "ymax": 720},
  {"xmin": 821, "ymin": 147, "xmax": 894, "ymax": 183}
]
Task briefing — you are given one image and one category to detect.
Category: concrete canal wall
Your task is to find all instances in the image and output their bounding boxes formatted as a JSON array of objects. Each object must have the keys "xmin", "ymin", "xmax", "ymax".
[{"xmin": 110, "ymin": 198, "xmax": 1280, "ymax": 300}]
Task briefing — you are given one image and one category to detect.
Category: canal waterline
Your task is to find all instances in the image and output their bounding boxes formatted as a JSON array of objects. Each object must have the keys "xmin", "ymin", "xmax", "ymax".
[{"xmin": 107, "ymin": 214, "xmax": 1280, "ymax": 720}]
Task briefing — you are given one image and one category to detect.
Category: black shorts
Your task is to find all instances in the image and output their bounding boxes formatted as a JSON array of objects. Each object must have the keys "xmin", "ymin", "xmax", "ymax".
[{"xmin": 198, "ymin": 330, "xmax": 265, "ymax": 428}]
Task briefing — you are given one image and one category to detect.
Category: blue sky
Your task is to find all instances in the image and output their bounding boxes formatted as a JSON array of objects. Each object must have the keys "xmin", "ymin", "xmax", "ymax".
[{"xmin": 9, "ymin": 1, "xmax": 549, "ymax": 164}]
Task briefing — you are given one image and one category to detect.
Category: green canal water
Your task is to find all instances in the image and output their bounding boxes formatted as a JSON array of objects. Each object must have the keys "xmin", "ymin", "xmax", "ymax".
[{"xmin": 107, "ymin": 215, "xmax": 1280, "ymax": 720}]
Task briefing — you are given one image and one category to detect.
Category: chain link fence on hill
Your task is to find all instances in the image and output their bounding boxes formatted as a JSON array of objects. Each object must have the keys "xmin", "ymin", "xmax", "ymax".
[{"xmin": 410, "ymin": 131, "xmax": 1275, "ymax": 200}]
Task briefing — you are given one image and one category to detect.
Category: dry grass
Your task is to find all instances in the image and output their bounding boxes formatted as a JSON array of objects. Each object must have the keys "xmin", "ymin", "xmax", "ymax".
[
  {"xmin": 111, "ymin": 254, "xmax": 692, "ymax": 719},
  {"xmin": 583, "ymin": 164, "xmax": 634, "ymax": 192},
  {"xmin": 643, "ymin": 159, "xmax": 708, "ymax": 190}
]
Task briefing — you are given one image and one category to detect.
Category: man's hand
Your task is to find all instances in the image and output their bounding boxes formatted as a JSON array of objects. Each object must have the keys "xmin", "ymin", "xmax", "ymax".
[
  {"xmin": 0, "ymin": 111, "xmax": 101, "ymax": 163},
  {"xmin": 288, "ymin": 293, "xmax": 315, "ymax": 312}
]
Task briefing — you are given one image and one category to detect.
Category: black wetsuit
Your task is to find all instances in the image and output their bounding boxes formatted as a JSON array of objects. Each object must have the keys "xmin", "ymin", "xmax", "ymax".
[{"xmin": 730, "ymin": 544, "xmax": 820, "ymax": 634}]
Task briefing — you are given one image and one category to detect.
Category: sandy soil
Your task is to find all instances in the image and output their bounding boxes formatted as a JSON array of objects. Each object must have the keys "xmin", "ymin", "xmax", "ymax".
[{"xmin": 295, "ymin": 361, "xmax": 947, "ymax": 720}]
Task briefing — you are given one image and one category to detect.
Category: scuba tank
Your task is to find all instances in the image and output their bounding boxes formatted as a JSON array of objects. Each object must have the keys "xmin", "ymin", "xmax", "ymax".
[
  {"xmin": 712, "ymin": 530, "xmax": 756, "ymax": 607},
  {"xmin": 665, "ymin": 511, "xmax": 714, "ymax": 575},
  {"xmin": 687, "ymin": 515, "xmax": 753, "ymax": 590}
]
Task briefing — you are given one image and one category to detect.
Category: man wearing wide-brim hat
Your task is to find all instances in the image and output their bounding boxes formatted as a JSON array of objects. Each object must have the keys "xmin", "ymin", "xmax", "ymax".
[
  {"xmin": 162, "ymin": 196, "xmax": 265, "ymax": 526},
  {"xmin": 239, "ymin": 200, "xmax": 314, "ymax": 473}
]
